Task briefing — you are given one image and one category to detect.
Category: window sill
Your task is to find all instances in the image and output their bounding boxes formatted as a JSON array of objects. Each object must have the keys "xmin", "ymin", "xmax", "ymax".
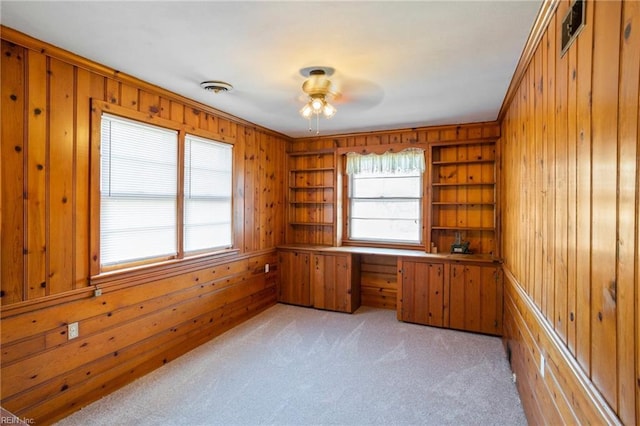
[
  {"xmin": 91, "ymin": 248, "xmax": 240, "ymax": 286},
  {"xmin": 341, "ymin": 240, "xmax": 424, "ymax": 251}
]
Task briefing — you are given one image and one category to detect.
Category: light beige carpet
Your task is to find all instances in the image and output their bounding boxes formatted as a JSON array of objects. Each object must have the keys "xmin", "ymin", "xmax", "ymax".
[{"xmin": 55, "ymin": 304, "xmax": 526, "ymax": 425}]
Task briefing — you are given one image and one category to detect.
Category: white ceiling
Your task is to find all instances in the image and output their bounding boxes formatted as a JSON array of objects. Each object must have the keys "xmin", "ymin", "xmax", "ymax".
[{"xmin": 1, "ymin": 1, "xmax": 541, "ymax": 138}]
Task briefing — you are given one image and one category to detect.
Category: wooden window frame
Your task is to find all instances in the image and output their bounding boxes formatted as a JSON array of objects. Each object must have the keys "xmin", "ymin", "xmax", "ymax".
[
  {"xmin": 337, "ymin": 144, "xmax": 429, "ymax": 251},
  {"xmin": 89, "ymin": 100, "xmax": 236, "ymax": 277}
]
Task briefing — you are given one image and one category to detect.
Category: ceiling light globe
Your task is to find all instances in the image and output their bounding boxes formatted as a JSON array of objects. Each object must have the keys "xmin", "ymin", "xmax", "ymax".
[
  {"xmin": 311, "ymin": 98, "xmax": 324, "ymax": 112},
  {"xmin": 323, "ymin": 103, "xmax": 336, "ymax": 118},
  {"xmin": 300, "ymin": 104, "xmax": 313, "ymax": 119}
]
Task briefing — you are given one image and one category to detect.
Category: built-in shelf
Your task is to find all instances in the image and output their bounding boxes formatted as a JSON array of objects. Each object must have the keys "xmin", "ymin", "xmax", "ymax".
[
  {"xmin": 430, "ymin": 141, "xmax": 497, "ymax": 256},
  {"xmin": 287, "ymin": 149, "xmax": 337, "ymax": 246}
]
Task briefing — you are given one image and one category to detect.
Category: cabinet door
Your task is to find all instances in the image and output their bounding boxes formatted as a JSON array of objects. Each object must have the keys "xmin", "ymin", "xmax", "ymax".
[
  {"xmin": 278, "ymin": 251, "xmax": 311, "ymax": 306},
  {"xmin": 312, "ymin": 253, "xmax": 353, "ymax": 312},
  {"xmin": 449, "ymin": 264, "xmax": 502, "ymax": 335},
  {"xmin": 401, "ymin": 261, "xmax": 444, "ymax": 326}
]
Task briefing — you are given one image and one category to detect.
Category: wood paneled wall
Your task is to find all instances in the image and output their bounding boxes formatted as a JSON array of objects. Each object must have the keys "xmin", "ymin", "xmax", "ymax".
[
  {"xmin": 360, "ymin": 254, "xmax": 397, "ymax": 310},
  {"xmin": 500, "ymin": 0, "xmax": 639, "ymax": 424},
  {"xmin": 1, "ymin": 27, "xmax": 286, "ymax": 423}
]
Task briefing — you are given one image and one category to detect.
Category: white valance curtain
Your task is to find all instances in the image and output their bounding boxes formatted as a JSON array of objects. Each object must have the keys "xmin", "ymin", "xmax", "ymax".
[{"xmin": 345, "ymin": 148, "xmax": 425, "ymax": 175}]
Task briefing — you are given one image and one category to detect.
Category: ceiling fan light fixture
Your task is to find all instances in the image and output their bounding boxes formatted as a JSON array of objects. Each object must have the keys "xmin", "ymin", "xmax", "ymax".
[{"xmin": 298, "ymin": 66, "xmax": 339, "ymax": 134}]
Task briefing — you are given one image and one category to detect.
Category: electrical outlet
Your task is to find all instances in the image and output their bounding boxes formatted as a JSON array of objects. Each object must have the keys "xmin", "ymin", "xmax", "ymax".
[
  {"xmin": 264, "ymin": 263, "xmax": 269, "ymax": 273},
  {"xmin": 512, "ymin": 373, "xmax": 517, "ymax": 383},
  {"xmin": 540, "ymin": 353, "xmax": 545, "ymax": 378},
  {"xmin": 94, "ymin": 287, "xmax": 102, "ymax": 297},
  {"xmin": 68, "ymin": 322, "xmax": 79, "ymax": 340}
]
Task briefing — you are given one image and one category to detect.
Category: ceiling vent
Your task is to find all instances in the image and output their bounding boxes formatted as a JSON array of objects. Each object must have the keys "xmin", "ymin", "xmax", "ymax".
[{"xmin": 200, "ymin": 81, "xmax": 233, "ymax": 93}]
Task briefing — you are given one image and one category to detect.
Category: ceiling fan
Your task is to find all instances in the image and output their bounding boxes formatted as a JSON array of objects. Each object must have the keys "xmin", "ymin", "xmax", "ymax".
[
  {"xmin": 299, "ymin": 66, "xmax": 339, "ymax": 122},
  {"xmin": 297, "ymin": 66, "xmax": 384, "ymax": 130}
]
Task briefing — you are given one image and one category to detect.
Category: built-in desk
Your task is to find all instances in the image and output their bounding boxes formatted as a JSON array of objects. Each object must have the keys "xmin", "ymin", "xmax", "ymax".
[{"xmin": 277, "ymin": 245, "xmax": 504, "ymax": 336}]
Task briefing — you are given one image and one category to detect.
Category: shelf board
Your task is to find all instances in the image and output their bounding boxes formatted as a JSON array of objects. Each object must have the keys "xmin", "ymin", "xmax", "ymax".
[
  {"xmin": 290, "ymin": 167, "xmax": 335, "ymax": 172},
  {"xmin": 289, "ymin": 201, "xmax": 334, "ymax": 205},
  {"xmin": 432, "ymin": 202, "xmax": 495, "ymax": 206},
  {"xmin": 432, "ymin": 226, "xmax": 495, "ymax": 231},
  {"xmin": 432, "ymin": 159, "xmax": 495, "ymax": 165},
  {"xmin": 287, "ymin": 149, "xmax": 334, "ymax": 156},
  {"xmin": 289, "ymin": 186, "xmax": 334, "ymax": 189},
  {"xmin": 289, "ymin": 222, "xmax": 334, "ymax": 226},
  {"xmin": 432, "ymin": 182, "xmax": 495, "ymax": 187}
]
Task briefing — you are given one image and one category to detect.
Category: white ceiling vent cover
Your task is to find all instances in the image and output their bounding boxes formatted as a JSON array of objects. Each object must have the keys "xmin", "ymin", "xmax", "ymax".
[{"xmin": 200, "ymin": 81, "xmax": 233, "ymax": 93}]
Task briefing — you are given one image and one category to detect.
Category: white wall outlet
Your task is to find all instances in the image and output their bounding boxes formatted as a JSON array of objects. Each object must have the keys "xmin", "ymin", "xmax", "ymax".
[
  {"xmin": 94, "ymin": 287, "xmax": 102, "ymax": 297},
  {"xmin": 512, "ymin": 373, "xmax": 517, "ymax": 383},
  {"xmin": 264, "ymin": 263, "xmax": 269, "ymax": 273},
  {"xmin": 68, "ymin": 322, "xmax": 79, "ymax": 340},
  {"xmin": 540, "ymin": 353, "xmax": 545, "ymax": 378}
]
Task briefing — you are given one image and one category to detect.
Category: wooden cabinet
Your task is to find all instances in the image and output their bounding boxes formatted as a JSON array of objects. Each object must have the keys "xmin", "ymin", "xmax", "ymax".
[
  {"xmin": 286, "ymin": 150, "xmax": 337, "ymax": 246},
  {"xmin": 398, "ymin": 260, "xmax": 445, "ymax": 327},
  {"xmin": 312, "ymin": 253, "xmax": 360, "ymax": 313},
  {"xmin": 278, "ymin": 248, "xmax": 360, "ymax": 313},
  {"xmin": 398, "ymin": 257, "xmax": 503, "ymax": 336},
  {"xmin": 429, "ymin": 141, "xmax": 497, "ymax": 256},
  {"xmin": 449, "ymin": 263, "xmax": 503, "ymax": 335},
  {"xmin": 278, "ymin": 250, "xmax": 312, "ymax": 307}
]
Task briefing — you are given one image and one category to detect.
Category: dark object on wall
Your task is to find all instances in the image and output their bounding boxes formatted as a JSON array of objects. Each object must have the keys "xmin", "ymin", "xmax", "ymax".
[{"xmin": 561, "ymin": 0, "xmax": 585, "ymax": 57}]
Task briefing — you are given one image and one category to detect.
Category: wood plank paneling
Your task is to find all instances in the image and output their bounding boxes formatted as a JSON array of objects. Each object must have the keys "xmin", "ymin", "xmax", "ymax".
[
  {"xmin": 48, "ymin": 58, "xmax": 75, "ymax": 295},
  {"xmin": 590, "ymin": 0, "xmax": 621, "ymax": 410},
  {"xmin": 0, "ymin": 27, "xmax": 286, "ymax": 424},
  {"xmin": 616, "ymin": 1, "xmax": 640, "ymax": 423},
  {"xmin": 26, "ymin": 49, "xmax": 48, "ymax": 300},
  {"xmin": 360, "ymin": 254, "xmax": 397, "ymax": 310},
  {"xmin": 500, "ymin": 0, "xmax": 638, "ymax": 423},
  {"xmin": 1, "ymin": 40, "xmax": 26, "ymax": 305}
]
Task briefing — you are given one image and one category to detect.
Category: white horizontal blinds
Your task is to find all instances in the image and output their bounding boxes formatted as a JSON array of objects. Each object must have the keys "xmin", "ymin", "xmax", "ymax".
[
  {"xmin": 347, "ymin": 149, "xmax": 424, "ymax": 243},
  {"xmin": 100, "ymin": 114, "xmax": 178, "ymax": 266},
  {"xmin": 184, "ymin": 134, "xmax": 233, "ymax": 252}
]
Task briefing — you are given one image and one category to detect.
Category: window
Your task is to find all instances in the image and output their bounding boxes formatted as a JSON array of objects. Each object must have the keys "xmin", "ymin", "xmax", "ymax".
[
  {"xmin": 98, "ymin": 112, "xmax": 233, "ymax": 270},
  {"xmin": 346, "ymin": 149, "xmax": 424, "ymax": 244},
  {"xmin": 101, "ymin": 114, "xmax": 178, "ymax": 266},
  {"xmin": 184, "ymin": 135, "xmax": 232, "ymax": 252}
]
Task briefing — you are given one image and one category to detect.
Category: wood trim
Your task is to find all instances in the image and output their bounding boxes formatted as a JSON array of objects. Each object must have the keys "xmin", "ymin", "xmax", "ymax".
[
  {"xmin": 0, "ymin": 25, "xmax": 290, "ymax": 141},
  {"xmin": 503, "ymin": 266, "xmax": 621, "ymax": 425},
  {"xmin": 498, "ymin": 0, "xmax": 560, "ymax": 120},
  {"xmin": 336, "ymin": 142, "xmax": 427, "ymax": 156},
  {"xmin": 0, "ymin": 248, "xmax": 275, "ymax": 319},
  {"xmin": 296, "ymin": 121, "xmax": 500, "ymax": 143}
]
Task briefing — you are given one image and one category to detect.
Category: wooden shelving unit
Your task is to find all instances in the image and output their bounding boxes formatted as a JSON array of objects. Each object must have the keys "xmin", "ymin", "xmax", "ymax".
[
  {"xmin": 286, "ymin": 150, "xmax": 337, "ymax": 246},
  {"xmin": 428, "ymin": 141, "xmax": 497, "ymax": 256}
]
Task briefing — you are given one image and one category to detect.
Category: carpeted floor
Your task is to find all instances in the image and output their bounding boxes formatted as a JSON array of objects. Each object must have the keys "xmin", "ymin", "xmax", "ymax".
[{"xmin": 55, "ymin": 304, "xmax": 526, "ymax": 426}]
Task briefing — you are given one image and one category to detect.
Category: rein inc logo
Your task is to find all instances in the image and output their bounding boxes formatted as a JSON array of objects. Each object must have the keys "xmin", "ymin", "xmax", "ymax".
[{"xmin": 0, "ymin": 413, "xmax": 35, "ymax": 425}]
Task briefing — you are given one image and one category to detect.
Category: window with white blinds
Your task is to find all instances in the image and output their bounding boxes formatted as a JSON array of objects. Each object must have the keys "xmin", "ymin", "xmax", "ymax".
[
  {"xmin": 184, "ymin": 134, "xmax": 233, "ymax": 252},
  {"xmin": 348, "ymin": 170, "xmax": 423, "ymax": 243},
  {"xmin": 100, "ymin": 114, "xmax": 178, "ymax": 266},
  {"xmin": 346, "ymin": 149, "xmax": 424, "ymax": 244}
]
